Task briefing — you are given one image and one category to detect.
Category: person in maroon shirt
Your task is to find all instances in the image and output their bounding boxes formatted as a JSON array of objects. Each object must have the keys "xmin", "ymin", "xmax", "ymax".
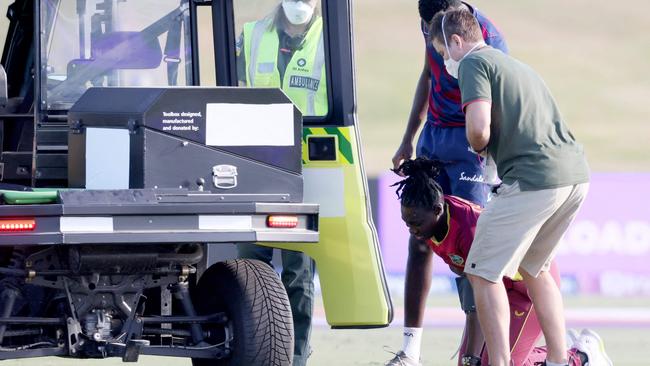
[{"xmin": 384, "ymin": 158, "xmax": 610, "ymax": 366}]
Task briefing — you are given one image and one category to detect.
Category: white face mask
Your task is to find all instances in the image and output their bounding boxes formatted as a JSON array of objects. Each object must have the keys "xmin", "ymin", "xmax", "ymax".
[
  {"xmin": 282, "ymin": 0, "xmax": 315, "ymax": 25},
  {"xmin": 443, "ymin": 56, "xmax": 461, "ymax": 80},
  {"xmin": 441, "ymin": 13, "xmax": 484, "ymax": 79}
]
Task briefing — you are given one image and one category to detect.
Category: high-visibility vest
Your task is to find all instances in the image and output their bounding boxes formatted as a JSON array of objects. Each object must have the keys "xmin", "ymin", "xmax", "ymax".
[{"xmin": 243, "ymin": 17, "xmax": 328, "ymax": 116}]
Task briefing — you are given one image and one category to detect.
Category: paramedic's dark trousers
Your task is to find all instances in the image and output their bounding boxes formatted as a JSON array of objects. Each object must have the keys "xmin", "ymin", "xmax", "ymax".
[{"xmin": 237, "ymin": 244, "xmax": 315, "ymax": 366}]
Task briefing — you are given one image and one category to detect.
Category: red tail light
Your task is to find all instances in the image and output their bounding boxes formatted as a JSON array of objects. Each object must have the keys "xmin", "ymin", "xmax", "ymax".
[
  {"xmin": 0, "ymin": 219, "xmax": 36, "ymax": 232},
  {"xmin": 266, "ymin": 216, "xmax": 299, "ymax": 229}
]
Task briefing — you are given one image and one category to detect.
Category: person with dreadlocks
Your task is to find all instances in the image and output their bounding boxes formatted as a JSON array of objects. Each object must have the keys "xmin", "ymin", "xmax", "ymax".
[{"xmin": 384, "ymin": 158, "xmax": 603, "ymax": 366}]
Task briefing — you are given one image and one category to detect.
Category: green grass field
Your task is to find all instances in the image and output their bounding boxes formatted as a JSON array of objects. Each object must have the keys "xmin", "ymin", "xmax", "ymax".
[
  {"xmin": 2, "ymin": 294, "xmax": 648, "ymax": 365},
  {"xmin": 1, "ymin": 327, "xmax": 644, "ymax": 366},
  {"xmin": 0, "ymin": 327, "xmax": 644, "ymax": 366},
  {"xmin": 310, "ymin": 327, "xmax": 648, "ymax": 366}
]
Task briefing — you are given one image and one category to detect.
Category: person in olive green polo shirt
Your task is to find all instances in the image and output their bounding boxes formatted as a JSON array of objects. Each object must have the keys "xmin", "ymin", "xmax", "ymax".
[{"xmin": 428, "ymin": 9, "xmax": 594, "ymax": 366}]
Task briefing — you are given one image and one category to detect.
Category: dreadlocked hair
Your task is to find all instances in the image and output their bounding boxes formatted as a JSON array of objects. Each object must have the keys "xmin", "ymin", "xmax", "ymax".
[
  {"xmin": 391, "ymin": 158, "xmax": 445, "ymax": 209},
  {"xmin": 418, "ymin": 0, "xmax": 462, "ymax": 23}
]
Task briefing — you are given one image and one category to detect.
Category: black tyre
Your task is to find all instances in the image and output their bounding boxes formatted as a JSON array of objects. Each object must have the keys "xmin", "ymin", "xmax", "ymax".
[{"xmin": 192, "ymin": 259, "xmax": 293, "ymax": 366}]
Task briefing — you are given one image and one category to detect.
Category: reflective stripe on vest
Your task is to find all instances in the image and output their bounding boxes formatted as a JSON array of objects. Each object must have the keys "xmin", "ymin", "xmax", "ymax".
[
  {"xmin": 306, "ymin": 30, "xmax": 324, "ymax": 115},
  {"xmin": 243, "ymin": 17, "xmax": 327, "ymax": 116}
]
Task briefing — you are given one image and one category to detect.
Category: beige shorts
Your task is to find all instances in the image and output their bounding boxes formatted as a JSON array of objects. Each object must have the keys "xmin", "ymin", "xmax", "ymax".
[{"xmin": 464, "ymin": 181, "xmax": 589, "ymax": 283}]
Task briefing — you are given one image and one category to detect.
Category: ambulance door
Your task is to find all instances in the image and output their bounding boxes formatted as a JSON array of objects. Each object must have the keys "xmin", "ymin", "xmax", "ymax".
[{"xmin": 211, "ymin": 0, "xmax": 392, "ymax": 328}]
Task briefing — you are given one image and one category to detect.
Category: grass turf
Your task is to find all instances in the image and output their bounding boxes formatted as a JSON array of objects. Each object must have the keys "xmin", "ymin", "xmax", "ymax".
[{"xmin": 0, "ymin": 326, "xmax": 644, "ymax": 365}]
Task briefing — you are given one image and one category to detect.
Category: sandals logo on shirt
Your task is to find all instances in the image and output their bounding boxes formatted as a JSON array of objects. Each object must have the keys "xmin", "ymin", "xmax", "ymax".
[
  {"xmin": 459, "ymin": 171, "xmax": 485, "ymax": 183},
  {"xmin": 449, "ymin": 254, "xmax": 464, "ymax": 266}
]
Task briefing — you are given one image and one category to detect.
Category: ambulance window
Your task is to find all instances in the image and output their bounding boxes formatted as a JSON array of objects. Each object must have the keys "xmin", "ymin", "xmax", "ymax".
[
  {"xmin": 232, "ymin": 0, "xmax": 330, "ymax": 118},
  {"xmin": 0, "ymin": 4, "xmax": 8, "ymax": 52},
  {"xmin": 40, "ymin": 0, "xmax": 193, "ymax": 110},
  {"xmin": 197, "ymin": 5, "xmax": 216, "ymax": 86}
]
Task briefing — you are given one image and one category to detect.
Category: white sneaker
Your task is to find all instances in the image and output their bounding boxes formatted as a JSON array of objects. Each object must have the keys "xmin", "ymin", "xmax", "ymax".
[
  {"xmin": 567, "ymin": 328, "xmax": 580, "ymax": 348},
  {"xmin": 384, "ymin": 351, "xmax": 422, "ymax": 366},
  {"xmin": 573, "ymin": 329, "xmax": 613, "ymax": 366}
]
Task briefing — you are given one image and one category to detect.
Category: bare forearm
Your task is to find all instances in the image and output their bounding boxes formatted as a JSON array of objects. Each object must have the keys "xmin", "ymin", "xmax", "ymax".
[
  {"xmin": 464, "ymin": 101, "xmax": 492, "ymax": 152},
  {"xmin": 404, "ymin": 237, "xmax": 433, "ymax": 327},
  {"xmin": 466, "ymin": 129, "xmax": 489, "ymax": 153},
  {"xmin": 402, "ymin": 68, "xmax": 431, "ymax": 144},
  {"xmin": 402, "ymin": 50, "xmax": 431, "ymax": 144}
]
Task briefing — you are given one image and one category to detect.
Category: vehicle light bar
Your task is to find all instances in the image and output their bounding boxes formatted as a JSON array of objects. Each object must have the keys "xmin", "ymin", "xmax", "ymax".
[
  {"xmin": 266, "ymin": 215, "xmax": 299, "ymax": 229},
  {"xmin": 0, "ymin": 219, "xmax": 36, "ymax": 232}
]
